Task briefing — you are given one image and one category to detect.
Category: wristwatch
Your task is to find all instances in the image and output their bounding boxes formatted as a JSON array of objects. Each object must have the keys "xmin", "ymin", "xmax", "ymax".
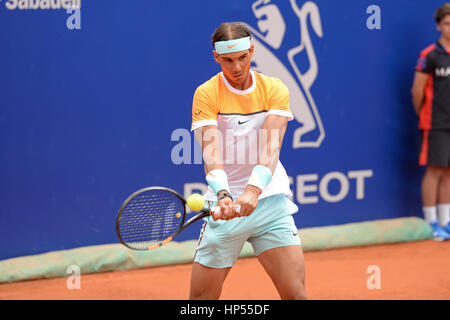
[{"xmin": 217, "ymin": 191, "xmax": 233, "ymax": 202}]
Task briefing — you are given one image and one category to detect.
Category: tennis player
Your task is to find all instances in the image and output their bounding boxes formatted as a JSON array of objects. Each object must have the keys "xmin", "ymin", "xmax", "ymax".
[
  {"xmin": 411, "ymin": 3, "xmax": 450, "ymax": 241},
  {"xmin": 189, "ymin": 22, "xmax": 307, "ymax": 300}
]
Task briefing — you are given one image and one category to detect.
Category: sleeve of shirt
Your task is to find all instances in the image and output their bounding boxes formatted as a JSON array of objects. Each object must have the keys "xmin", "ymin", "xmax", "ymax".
[
  {"xmin": 267, "ymin": 78, "xmax": 294, "ymax": 120},
  {"xmin": 415, "ymin": 49, "xmax": 435, "ymax": 74},
  {"xmin": 191, "ymin": 86, "xmax": 219, "ymax": 131}
]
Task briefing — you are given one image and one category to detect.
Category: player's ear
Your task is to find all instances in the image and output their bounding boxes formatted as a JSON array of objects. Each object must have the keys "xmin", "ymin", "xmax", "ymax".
[
  {"xmin": 436, "ymin": 19, "xmax": 446, "ymax": 33},
  {"xmin": 248, "ymin": 44, "xmax": 255, "ymax": 59},
  {"xmin": 213, "ymin": 50, "xmax": 221, "ymax": 63}
]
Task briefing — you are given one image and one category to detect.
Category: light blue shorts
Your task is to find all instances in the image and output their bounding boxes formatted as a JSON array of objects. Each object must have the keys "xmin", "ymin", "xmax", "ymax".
[{"xmin": 193, "ymin": 194, "xmax": 301, "ymax": 268}]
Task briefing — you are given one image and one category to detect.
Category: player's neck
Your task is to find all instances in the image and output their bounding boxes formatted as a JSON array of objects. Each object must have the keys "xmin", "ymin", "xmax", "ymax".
[{"xmin": 226, "ymin": 72, "xmax": 252, "ymax": 91}]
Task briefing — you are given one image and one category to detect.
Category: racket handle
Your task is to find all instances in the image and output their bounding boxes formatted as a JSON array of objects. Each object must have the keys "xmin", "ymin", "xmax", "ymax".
[{"xmin": 210, "ymin": 204, "xmax": 241, "ymax": 214}]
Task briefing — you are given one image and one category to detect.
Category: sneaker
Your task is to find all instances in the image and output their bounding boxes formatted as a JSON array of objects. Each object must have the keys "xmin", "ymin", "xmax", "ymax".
[
  {"xmin": 442, "ymin": 223, "xmax": 450, "ymax": 235},
  {"xmin": 430, "ymin": 222, "xmax": 450, "ymax": 241}
]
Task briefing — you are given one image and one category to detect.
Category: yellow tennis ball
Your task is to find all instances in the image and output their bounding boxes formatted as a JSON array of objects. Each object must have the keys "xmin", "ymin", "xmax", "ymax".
[
  {"xmin": 175, "ymin": 212, "xmax": 182, "ymax": 218},
  {"xmin": 187, "ymin": 193, "xmax": 204, "ymax": 211}
]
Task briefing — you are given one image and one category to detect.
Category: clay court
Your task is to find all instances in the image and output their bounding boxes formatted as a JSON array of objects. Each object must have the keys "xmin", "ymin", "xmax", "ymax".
[{"xmin": 1, "ymin": 239, "xmax": 449, "ymax": 300}]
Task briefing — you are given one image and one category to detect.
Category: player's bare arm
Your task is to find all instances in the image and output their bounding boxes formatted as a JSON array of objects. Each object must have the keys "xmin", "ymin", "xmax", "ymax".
[
  {"xmin": 259, "ymin": 114, "xmax": 288, "ymax": 172},
  {"xmin": 194, "ymin": 125, "xmax": 236, "ymax": 221},
  {"xmin": 411, "ymin": 71, "xmax": 429, "ymax": 116}
]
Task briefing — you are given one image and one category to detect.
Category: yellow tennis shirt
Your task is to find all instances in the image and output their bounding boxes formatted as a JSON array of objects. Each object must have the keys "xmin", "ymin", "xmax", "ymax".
[{"xmin": 191, "ymin": 70, "xmax": 294, "ymax": 201}]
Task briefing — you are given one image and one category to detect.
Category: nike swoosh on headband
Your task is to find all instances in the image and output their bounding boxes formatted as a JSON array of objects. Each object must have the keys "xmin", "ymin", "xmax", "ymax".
[{"xmin": 214, "ymin": 36, "xmax": 251, "ymax": 54}]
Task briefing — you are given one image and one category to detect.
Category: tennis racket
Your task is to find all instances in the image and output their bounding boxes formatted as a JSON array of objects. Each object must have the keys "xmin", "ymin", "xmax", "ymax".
[{"xmin": 115, "ymin": 186, "xmax": 240, "ymax": 251}]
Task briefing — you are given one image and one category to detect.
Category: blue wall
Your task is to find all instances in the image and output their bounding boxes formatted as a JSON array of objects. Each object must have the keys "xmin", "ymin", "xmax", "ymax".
[{"xmin": 0, "ymin": 0, "xmax": 442, "ymax": 259}]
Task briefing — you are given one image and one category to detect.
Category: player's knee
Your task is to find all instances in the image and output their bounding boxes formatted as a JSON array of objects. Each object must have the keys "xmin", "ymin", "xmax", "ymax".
[
  {"xmin": 189, "ymin": 274, "xmax": 221, "ymax": 300},
  {"xmin": 282, "ymin": 284, "xmax": 308, "ymax": 300},
  {"xmin": 279, "ymin": 270, "xmax": 307, "ymax": 300},
  {"xmin": 189, "ymin": 262, "xmax": 229, "ymax": 300},
  {"xmin": 293, "ymin": 289, "xmax": 308, "ymax": 300},
  {"xmin": 189, "ymin": 274, "xmax": 224, "ymax": 300},
  {"xmin": 295, "ymin": 274, "xmax": 308, "ymax": 299}
]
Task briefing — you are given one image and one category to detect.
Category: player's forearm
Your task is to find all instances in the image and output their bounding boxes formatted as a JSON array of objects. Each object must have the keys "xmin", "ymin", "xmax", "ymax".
[
  {"xmin": 258, "ymin": 114, "xmax": 287, "ymax": 173},
  {"xmin": 242, "ymin": 116, "xmax": 287, "ymax": 198},
  {"xmin": 194, "ymin": 125, "xmax": 224, "ymax": 174},
  {"xmin": 411, "ymin": 90, "xmax": 424, "ymax": 116},
  {"xmin": 203, "ymin": 145, "xmax": 224, "ymax": 174},
  {"xmin": 258, "ymin": 139, "xmax": 280, "ymax": 173},
  {"xmin": 411, "ymin": 72, "xmax": 428, "ymax": 117}
]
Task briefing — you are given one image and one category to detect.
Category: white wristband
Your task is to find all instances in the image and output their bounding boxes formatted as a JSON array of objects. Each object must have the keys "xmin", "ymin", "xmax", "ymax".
[
  {"xmin": 206, "ymin": 169, "xmax": 230, "ymax": 195},
  {"xmin": 247, "ymin": 165, "xmax": 272, "ymax": 191}
]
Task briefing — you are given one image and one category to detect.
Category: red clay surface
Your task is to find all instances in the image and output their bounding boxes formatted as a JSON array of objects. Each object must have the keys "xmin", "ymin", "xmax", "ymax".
[{"xmin": 1, "ymin": 240, "xmax": 449, "ymax": 300}]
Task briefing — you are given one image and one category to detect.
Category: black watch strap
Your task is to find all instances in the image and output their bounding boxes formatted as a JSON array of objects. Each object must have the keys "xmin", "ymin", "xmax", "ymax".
[{"xmin": 217, "ymin": 191, "xmax": 233, "ymax": 202}]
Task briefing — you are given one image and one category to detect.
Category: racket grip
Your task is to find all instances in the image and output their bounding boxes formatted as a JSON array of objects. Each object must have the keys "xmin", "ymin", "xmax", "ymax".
[{"xmin": 210, "ymin": 204, "xmax": 241, "ymax": 214}]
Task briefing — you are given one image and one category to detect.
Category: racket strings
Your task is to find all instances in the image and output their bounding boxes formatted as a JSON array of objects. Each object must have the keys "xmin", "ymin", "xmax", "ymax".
[{"xmin": 118, "ymin": 189, "xmax": 184, "ymax": 250}]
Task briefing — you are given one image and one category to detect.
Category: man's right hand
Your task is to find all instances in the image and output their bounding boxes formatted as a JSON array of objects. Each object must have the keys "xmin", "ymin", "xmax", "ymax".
[{"xmin": 212, "ymin": 193, "xmax": 239, "ymax": 221}]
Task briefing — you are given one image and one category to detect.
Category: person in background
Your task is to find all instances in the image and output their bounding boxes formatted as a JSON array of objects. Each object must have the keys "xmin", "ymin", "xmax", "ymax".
[{"xmin": 411, "ymin": 3, "xmax": 450, "ymax": 241}]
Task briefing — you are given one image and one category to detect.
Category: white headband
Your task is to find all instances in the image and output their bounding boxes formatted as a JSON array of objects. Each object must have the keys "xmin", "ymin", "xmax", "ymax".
[{"xmin": 214, "ymin": 36, "xmax": 251, "ymax": 54}]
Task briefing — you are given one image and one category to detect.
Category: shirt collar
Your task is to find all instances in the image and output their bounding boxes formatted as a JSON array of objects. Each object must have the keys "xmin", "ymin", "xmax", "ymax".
[{"xmin": 436, "ymin": 41, "xmax": 450, "ymax": 55}]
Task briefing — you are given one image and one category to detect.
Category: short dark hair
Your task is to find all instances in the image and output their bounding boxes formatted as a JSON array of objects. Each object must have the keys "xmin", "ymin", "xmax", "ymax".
[
  {"xmin": 435, "ymin": 3, "xmax": 450, "ymax": 23},
  {"xmin": 211, "ymin": 22, "xmax": 251, "ymax": 47}
]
